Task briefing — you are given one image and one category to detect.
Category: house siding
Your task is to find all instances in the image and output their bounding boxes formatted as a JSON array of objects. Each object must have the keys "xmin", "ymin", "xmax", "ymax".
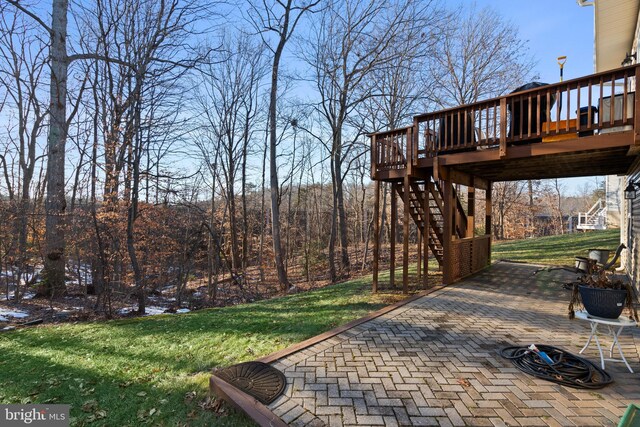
[{"xmin": 624, "ymin": 157, "xmax": 640, "ymax": 291}]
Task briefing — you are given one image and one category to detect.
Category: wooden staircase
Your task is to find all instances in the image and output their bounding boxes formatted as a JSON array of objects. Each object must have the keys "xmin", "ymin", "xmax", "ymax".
[{"xmin": 394, "ymin": 179, "xmax": 468, "ymax": 267}]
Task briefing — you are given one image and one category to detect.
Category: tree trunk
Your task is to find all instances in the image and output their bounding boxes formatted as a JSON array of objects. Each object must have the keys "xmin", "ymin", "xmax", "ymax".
[
  {"xmin": 127, "ymin": 101, "xmax": 145, "ymax": 314},
  {"xmin": 43, "ymin": 0, "xmax": 69, "ymax": 296},
  {"xmin": 334, "ymin": 155, "xmax": 350, "ymax": 270},
  {"xmin": 269, "ymin": 29, "xmax": 290, "ymax": 290}
]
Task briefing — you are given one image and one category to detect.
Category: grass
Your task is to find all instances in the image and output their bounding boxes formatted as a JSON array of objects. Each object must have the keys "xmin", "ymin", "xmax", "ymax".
[
  {"xmin": 0, "ymin": 230, "xmax": 620, "ymax": 426},
  {"xmin": 492, "ymin": 229, "xmax": 620, "ymax": 266},
  {"xmin": 0, "ymin": 274, "xmax": 406, "ymax": 427}
]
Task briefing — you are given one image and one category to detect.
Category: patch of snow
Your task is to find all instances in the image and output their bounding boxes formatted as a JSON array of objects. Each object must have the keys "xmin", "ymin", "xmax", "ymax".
[
  {"xmin": 117, "ymin": 305, "xmax": 169, "ymax": 316},
  {"xmin": 1, "ymin": 290, "xmax": 35, "ymax": 301},
  {"xmin": 0, "ymin": 308, "xmax": 30, "ymax": 322},
  {"xmin": 144, "ymin": 306, "xmax": 167, "ymax": 315},
  {"xmin": 1, "ymin": 291, "xmax": 15, "ymax": 301}
]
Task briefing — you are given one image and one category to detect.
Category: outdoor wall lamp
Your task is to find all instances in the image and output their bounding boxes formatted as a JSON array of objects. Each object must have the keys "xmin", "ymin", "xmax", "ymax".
[
  {"xmin": 624, "ymin": 181, "xmax": 640, "ymax": 199},
  {"xmin": 622, "ymin": 52, "xmax": 636, "ymax": 66}
]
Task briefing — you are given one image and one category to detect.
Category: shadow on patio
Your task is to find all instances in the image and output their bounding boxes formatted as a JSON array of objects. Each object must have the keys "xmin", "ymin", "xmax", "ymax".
[{"xmin": 267, "ymin": 261, "xmax": 640, "ymax": 427}]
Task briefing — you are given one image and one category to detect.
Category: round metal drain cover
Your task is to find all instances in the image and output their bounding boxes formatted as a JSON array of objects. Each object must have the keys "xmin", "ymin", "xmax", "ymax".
[{"xmin": 214, "ymin": 361, "xmax": 286, "ymax": 404}]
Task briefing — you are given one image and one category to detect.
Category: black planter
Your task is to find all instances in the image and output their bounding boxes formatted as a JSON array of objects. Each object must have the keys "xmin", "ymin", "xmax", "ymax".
[{"xmin": 578, "ymin": 285, "xmax": 628, "ymax": 319}]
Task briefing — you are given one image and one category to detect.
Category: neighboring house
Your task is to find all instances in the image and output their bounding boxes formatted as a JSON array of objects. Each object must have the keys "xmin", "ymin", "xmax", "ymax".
[
  {"xmin": 605, "ymin": 175, "xmax": 623, "ymax": 227},
  {"xmin": 581, "ymin": 0, "xmax": 640, "ymax": 286}
]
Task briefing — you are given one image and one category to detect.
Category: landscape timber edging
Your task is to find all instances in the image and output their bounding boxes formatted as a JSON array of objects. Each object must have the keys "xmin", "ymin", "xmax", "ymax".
[
  {"xmin": 210, "ymin": 283, "xmax": 449, "ymax": 427},
  {"xmin": 258, "ymin": 284, "xmax": 447, "ymax": 364}
]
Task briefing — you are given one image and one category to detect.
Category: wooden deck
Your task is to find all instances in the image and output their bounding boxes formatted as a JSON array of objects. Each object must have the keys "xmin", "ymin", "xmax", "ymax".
[
  {"xmin": 371, "ymin": 64, "xmax": 640, "ymax": 182},
  {"xmin": 369, "ymin": 64, "xmax": 640, "ymax": 289}
]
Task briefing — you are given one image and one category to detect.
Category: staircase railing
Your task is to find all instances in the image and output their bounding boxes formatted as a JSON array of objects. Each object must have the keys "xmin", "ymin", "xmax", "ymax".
[{"xmin": 578, "ymin": 198, "xmax": 606, "ymax": 229}]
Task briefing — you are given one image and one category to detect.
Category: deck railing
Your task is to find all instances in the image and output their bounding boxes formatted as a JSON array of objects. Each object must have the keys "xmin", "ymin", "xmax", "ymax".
[
  {"xmin": 371, "ymin": 64, "xmax": 640, "ymax": 176},
  {"xmin": 370, "ymin": 126, "xmax": 412, "ymax": 174}
]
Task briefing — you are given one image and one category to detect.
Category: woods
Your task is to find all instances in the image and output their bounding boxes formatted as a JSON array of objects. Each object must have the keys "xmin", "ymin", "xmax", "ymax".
[{"xmin": 0, "ymin": 0, "xmax": 601, "ymax": 317}]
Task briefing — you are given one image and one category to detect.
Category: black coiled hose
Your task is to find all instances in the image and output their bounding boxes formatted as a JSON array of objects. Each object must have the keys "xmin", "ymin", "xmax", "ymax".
[{"xmin": 500, "ymin": 344, "xmax": 613, "ymax": 389}]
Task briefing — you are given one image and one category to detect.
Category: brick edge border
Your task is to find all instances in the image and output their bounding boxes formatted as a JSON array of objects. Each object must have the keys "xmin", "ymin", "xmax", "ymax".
[{"xmin": 209, "ymin": 283, "xmax": 448, "ymax": 426}]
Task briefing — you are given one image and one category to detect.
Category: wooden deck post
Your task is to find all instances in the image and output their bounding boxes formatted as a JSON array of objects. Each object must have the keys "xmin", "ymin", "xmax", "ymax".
[
  {"xmin": 403, "ymin": 174, "xmax": 410, "ymax": 294},
  {"xmin": 371, "ymin": 134, "xmax": 377, "ymax": 179},
  {"xmin": 423, "ymin": 180, "xmax": 429, "ymax": 289},
  {"xmin": 390, "ymin": 183, "xmax": 397, "ymax": 288},
  {"xmin": 500, "ymin": 98, "xmax": 508, "ymax": 158},
  {"xmin": 372, "ymin": 180, "xmax": 380, "ymax": 293},
  {"xmin": 467, "ymin": 184, "xmax": 475, "ymax": 238},
  {"xmin": 442, "ymin": 174, "xmax": 453, "ymax": 285},
  {"xmin": 417, "ymin": 230, "xmax": 422, "ymax": 279},
  {"xmin": 485, "ymin": 181, "xmax": 493, "ymax": 262}
]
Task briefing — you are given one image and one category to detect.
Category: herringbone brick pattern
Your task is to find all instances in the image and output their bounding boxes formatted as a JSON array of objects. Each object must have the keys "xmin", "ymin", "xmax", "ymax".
[{"xmin": 268, "ymin": 262, "xmax": 640, "ymax": 426}]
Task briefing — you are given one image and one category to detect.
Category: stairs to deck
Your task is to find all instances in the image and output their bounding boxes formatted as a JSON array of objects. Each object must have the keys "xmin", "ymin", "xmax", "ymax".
[
  {"xmin": 577, "ymin": 198, "xmax": 607, "ymax": 231},
  {"xmin": 394, "ymin": 179, "xmax": 468, "ymax": 267}
]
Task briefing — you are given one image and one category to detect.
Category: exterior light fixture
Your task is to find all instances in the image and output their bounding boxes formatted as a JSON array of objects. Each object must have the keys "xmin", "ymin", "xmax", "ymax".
[
  {"xmin": 557, "ymin": 56, "xmax": 567, "ymax": 82},
  {"xmin": 624, "ymin": 182, "xmax": 639, "ymax": 199},
  {"xmin": 622, "ymin": 52, "xmax": 637, "ymax": 66}
]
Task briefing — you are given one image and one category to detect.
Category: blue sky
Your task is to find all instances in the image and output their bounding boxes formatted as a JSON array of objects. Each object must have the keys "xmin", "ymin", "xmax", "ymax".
[
  {"xmin": 472, "ymin": 0, "xmax": 599, "ymax": 194},
  {"xmin": 478, "ymin": 0, "xmax": 595, "ymax": 83}
]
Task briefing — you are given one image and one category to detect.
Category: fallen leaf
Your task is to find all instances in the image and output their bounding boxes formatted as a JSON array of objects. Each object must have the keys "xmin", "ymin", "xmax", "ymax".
[
  {"xmin": 457, "ymin": 378, "xmax": 471, "ymax": 387},
  {"xmin": 184, "ymin": 391, "xmax": 197, "ymax": 403},
  {"xmin": 82, "ymin": 400, "xmax": 98, "ymax": 412}
]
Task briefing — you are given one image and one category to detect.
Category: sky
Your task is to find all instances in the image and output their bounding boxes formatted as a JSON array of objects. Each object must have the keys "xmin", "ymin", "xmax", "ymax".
[{"xmin": 470, "ymin": 0, "xmax": 600, "ymax": 195}]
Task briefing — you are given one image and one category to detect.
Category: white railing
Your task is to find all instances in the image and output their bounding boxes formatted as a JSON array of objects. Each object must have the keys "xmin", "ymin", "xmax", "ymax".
[{"xmin": 577, "ymin": 198, "xmax": 607, "ymax": 230}]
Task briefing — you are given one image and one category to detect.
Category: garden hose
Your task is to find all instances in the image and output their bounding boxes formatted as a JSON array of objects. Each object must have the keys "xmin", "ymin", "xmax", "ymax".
[{"xmin": 500, "ymin": 344, "xmax": 613, "ymax": 389}]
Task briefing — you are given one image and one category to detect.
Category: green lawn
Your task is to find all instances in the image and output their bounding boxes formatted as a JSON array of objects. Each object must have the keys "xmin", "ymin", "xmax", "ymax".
[
  {"xmin": 1, "ymin": 230, "xmax": 620, "ymax": 426},
  {"xmin": 492, "ymin": 229, "xmax": 621, "ymax": 266},
  {"xmin": 0, "ymin": 275, "xmax": 403, "ymax": 427}
]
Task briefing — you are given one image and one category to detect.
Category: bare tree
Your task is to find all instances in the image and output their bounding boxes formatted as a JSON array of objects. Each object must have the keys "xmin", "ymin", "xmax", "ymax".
[
  {"xmin": 3, "ymin": 0, "xmax": 72, "ymax": 295},
  {"xmin": 426, "ymin": 4, "xmax": 537, "ymax": 108},
  {"xmin": 493, "ymin": 181, "xmax": 527, "ymax": 240},
  {"xmin": 0, "ymin": 10, "xmax": 48, "ymax": 298},
  {"xmin": 247, "ymin": 0, "xmax": 320, "ymax": 290},
  {"xmin": 194, "ymin": 34, "xmax": 266, "ymax": 274},
  {"xmin": 301, "ymin": 0, "xmax": 438, "ymax": 281}
]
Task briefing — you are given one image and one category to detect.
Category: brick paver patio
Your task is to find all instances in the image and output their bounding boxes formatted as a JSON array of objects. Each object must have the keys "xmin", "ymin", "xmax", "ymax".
[{"xmin": 267, "ymin": 262, "xmax": 640, "ymax": 426}]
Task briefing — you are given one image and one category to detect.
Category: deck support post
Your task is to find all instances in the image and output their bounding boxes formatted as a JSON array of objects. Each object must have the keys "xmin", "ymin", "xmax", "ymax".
[
  {"xmin": 373, "ymin": 180, "xmax": 380, "ymax": 293},
  {"xmin": 390, "ymin": 183, "xmax": 397, "ymax": 288},
  {"xmin": 442, "ymin": 172, "xmax": 453, "ymax": 285},
  {"xmin": 467, "ymin": 184, "xmax": 475, "ymax": 238},
  {"xmin": 403, "ymin": 174, "xmax": 410, "ymax": 294},
  {"xmin": 417, "ymin": 229, "xmax": 422, "ymax": 279},
  {"xmin": 423, "ymin": 180, "xmax": 429, "ymax": 289},
  {"xmin": 486, "ymin": 181, "xmax": 493, "ymax": 262}
]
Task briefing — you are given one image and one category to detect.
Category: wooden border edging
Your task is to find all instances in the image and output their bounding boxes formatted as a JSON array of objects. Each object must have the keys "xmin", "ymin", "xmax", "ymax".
[
  {"xmin": 210, "ymin": 283, "xmax": 450, "ymax": 427},
  {"xmin": 258, "ymin": 284, "xmax": 447, "ymax": 364},
  {"xmin": 209, "ymin": 375, "xmax": 288, "ymax": 427}
]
